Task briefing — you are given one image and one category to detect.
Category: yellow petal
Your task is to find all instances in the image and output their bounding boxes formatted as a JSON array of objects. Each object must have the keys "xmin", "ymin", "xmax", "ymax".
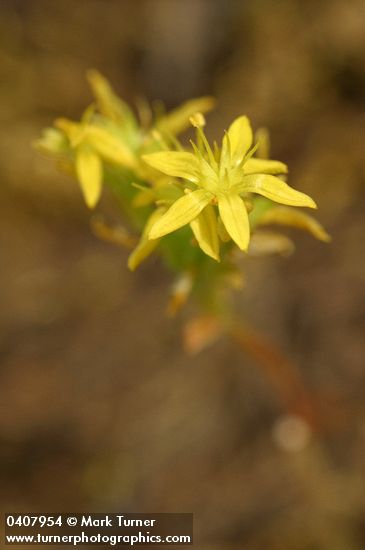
[
  {"xmin": 149, "ymin": 189, "xmax": 213, "ymax": 239},
  {"xmin": 218, "ymin": 193, "xmax": 250, "ymax": 251},
  {"xmin": 75, "ymin": 148, "xmax": 103, "ymax": 208},
  {"xmin": 91, "ymin": 217, "xmax": 136, "ymax": 249},
  {"xmin": 190, "ymin": 205, "xmax": 220, "ymax": 261},
  {"xmin": 142, "ymin": 151, "xmax": 201, "ymax": 183},
  {"xmin": 255, "ymin": 127, "xmax": 271, "ymax": 159},
  {"xmin": 81, "ymin": 103, "xmax": 96, "ymax": 125},
  {"xmin": 87, "ymin": 70, "xmax": 137, "ymax": 129},
  {"xmin": 85, "ymin": 125, "xmax": 136, "ymax": 168},
  {"xmin": 235, "ymin": 174, "xmax": 317, "ymax": 209},
  {"xmin": 257, "ymin": 206, "xmax": 331, "ymax": 242},
  {"xmin": 244, "ymin": 158, "xmax": 288, "ymax": 175},
  {"xmin": 156, "ymin": 96, "xmax": 215, "ymax": 136},
  {"xmin": 55, "ymin": 118, "xmax": 84, "ymax": 147},
  {"xmin": 128, "ymin": 208, "xmax": 166, "ymax": 271},
  {"xmin": 222, "ymin": 115, "xmax": 253, "ymax": 166},
  {"xmin": 248, "ymin": 231, "xmax": 295, "ymax": 256}
]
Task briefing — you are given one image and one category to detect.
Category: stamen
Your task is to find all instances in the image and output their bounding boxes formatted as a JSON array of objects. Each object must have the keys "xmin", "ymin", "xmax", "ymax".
[
  {"xmin": 240, "ymin": 142, "xmax": 259, "ymax": 167},
  {"xmin": 213, "ymin": 141, "xmax": 220, "ymax": 163}
]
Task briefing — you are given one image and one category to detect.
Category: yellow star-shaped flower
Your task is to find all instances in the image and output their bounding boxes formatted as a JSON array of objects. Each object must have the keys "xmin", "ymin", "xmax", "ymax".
[{"xmin": 142, "ymin": 114, "xmax": 316, "ymax": 261}]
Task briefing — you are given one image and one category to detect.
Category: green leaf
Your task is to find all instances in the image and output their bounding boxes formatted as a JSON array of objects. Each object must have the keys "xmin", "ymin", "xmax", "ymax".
[
  {"xmin": 190, "ymin": 205, "xmax": 220, "ymax": 261},
  {"xmin": 244, "ymin": 158, "xmax": 288, "ymax": 175},
  {"xmin": 128, "ymin": 207, "xmax": 166, "ymax": 271},
  {"xmin": 149, "ymin": 189, "xmax": 213, "ymax": 239},
  {"xmin": 75, "ymin": 147, "xmax": 103, "ymax": 208},
  {"xmin": 257, "ymin": 206, "xmax": 331, "ymax": 242},
  {"xmin": 218, "ymin": 193, "xmax": 250, "ymax": 251},
  {"xmin": 235, "ymin": 174, "xmax": 317, "ymax": 209},
  {"xmin": 142, "ymin": 151, "xmax": 201, "ymax": 183},
  {"xmin": 222, "ymin": 116, "xmax": 252, "ymax": 167}
]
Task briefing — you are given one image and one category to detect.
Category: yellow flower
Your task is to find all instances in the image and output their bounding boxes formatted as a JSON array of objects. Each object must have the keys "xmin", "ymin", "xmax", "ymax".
[
  {"xmin": 54, "ymin": 112, "xmax": 138, "ymax": 208},
  {"xmin": 45, "ymin": 72, "xmax": 216, "ymax": 209},
  {"xmin": 142, "ymin": 114, "xmax": 316, "ymax": 260}
]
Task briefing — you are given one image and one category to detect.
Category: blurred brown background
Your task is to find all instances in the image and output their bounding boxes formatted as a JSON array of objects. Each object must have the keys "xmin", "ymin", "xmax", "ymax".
[{"xmin": 1, "ymin": 1, "xmax": 365, "ymax": 548}]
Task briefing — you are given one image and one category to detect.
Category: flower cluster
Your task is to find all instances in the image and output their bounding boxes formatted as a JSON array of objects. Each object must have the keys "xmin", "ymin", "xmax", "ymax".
[{"xmin": 35, "ymin": 71, "xmax": 329, "ymax": 310}]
